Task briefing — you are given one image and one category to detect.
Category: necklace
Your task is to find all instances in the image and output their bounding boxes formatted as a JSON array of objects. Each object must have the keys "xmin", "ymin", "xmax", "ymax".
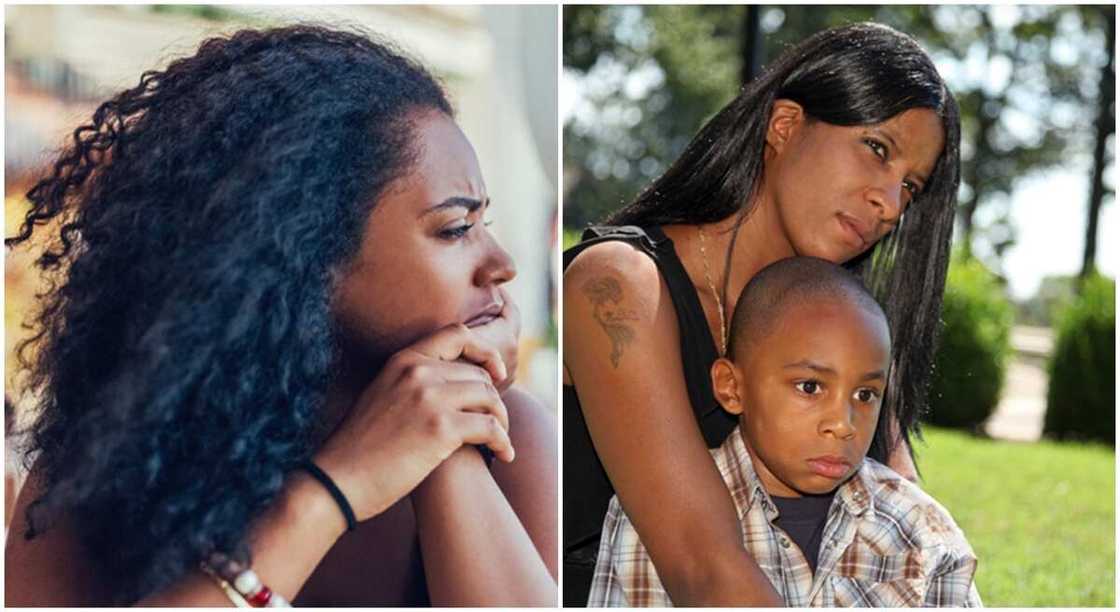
[{"xmin": 697, "ymin": 225, "xmax": 728, "ymax": 356}]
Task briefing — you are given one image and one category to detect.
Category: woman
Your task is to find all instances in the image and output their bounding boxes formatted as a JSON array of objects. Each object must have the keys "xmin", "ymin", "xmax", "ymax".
[
  {"xmin": 563, "ymin": 22, "xmax": 959, "ymax": 605},
  {"xmin": 5, "ymin": 25, "xmax": 557, "ymax": 606}
]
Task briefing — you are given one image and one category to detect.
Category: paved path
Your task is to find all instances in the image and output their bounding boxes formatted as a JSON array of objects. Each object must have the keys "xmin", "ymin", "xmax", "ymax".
[{"xmin": 982, "ymin": 326, "xmax": 1053, "ymax": 442}]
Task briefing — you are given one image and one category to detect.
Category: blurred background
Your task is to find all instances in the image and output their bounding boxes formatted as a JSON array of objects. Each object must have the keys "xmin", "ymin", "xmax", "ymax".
[
  {"xmin": 563, "ymin": 5, "xmax": 1114, "ymax": 607},
  {"xmin": 4, "ymin": 4, "xmax": 558, "ymax": 523}
]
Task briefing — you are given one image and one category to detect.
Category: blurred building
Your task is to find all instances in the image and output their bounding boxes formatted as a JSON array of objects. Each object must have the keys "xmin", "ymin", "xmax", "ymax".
[{"xmin": 4, "ymin": 5, "xmax": 558, "ymax": 419}]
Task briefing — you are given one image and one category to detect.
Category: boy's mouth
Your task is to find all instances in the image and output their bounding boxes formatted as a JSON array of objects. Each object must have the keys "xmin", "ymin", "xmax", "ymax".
[{"xmin": 806, "ymin": 455, "xmax": 852, "ymax": 479}]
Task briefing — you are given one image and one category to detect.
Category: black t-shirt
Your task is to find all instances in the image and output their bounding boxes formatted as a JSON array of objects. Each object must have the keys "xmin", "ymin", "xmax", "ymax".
[{"xmin": 770, "ymin": 492, "xmax": 837, "ymax": 575}]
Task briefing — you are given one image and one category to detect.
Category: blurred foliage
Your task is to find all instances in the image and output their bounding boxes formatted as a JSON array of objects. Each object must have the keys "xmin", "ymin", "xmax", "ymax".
[
  {"xmin": 149, "ymin": 5, "xmax": 238, "ymax": 22},
  {"xmin": 1015, "ymin": 274, "xmax": 1077, "ymax": 327},
  {"xmin": 1044, "ymin": 272, "xmax": 1115, "ymax": 444},
  {"xmin": 562, "ymin": 228, "xmax": 583, "ymax": 251},
  {"xmin": 927, "ymin": 253, "xmax": 1015, "ymax": 429},
  {"xmin": 563, "ymin": 5, "xmax": 1115, "ymax": 276}
]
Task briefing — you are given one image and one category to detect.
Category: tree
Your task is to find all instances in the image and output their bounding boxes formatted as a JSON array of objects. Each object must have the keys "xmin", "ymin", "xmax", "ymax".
[{"xmin": 1080, "ymin": 5, "xmax": 1115, "ymax": 283}]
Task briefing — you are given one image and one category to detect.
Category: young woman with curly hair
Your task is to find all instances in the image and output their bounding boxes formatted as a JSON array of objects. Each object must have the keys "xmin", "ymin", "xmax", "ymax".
[
  {"xmin": 563, "ymin": 22, "xmax": 959, "ymax": 605},
  {"xmin": 5, "ymin": 25, "xmax": 556, "ymax": 606}
]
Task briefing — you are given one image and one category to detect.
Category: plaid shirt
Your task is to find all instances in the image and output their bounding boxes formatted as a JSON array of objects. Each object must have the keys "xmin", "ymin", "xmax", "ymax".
[{"xmin": 588, "ymin": 427, "xmax": 982, "ymax": 607}]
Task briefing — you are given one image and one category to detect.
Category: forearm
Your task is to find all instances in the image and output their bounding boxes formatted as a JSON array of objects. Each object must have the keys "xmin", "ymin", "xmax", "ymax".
[
  {"xmin": 412, "ymin": 447, "xmax": 556, "ymax": 606},
  {"xmin": 140, "ymin": 471, "xmax": 346, "ymax": 606},
  {"xmin": 669, "ymin": 547, "xmax": 783, "ymax": 607}
]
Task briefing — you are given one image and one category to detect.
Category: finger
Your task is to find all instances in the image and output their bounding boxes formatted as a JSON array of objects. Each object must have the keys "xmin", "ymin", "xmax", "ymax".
[
  {"xmin": 453, "ymin": 412, "xmax": 515, "ymax": 463},
  {"xmin": 426, "ymin": 359, "xmax": 495, "ymax": 385},
  {"xmin": 438, "ymin": 380, "xmax": 509, "ymax": 433},
  {"xmin": 410, "ymin": 323, "xmax": 506, "ymax": 383}
]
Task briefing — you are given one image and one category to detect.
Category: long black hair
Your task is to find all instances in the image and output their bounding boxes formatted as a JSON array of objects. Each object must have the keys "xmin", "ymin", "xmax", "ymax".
[
  {"xmin": 608, "ymin": 22, "xmax": 961, "ymax": 465},
  {"xmin": 7, "ymin": 25, "xmax": 451, "ymax": 603}
]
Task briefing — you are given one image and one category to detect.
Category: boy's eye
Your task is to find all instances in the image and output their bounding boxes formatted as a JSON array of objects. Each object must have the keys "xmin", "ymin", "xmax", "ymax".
[
  {"xmin": 795, "ymin": 380, "xmax": 823, "ymax": 395},
  {"xmin": 854, "ymin": 388, "xmax": 880, "ymax": 403}
]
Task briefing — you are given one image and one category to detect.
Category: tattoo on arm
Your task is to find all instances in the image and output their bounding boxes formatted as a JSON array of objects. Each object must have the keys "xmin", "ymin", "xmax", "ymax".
[{"xmin": 582, "ymin": 276, "xmax": 640, "ymax": 368}]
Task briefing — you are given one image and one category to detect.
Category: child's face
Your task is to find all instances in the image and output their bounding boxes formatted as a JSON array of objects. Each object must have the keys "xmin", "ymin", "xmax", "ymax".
[{"xmin": 711, "ymin": 297, "xmax": 891, "ymax": 497}]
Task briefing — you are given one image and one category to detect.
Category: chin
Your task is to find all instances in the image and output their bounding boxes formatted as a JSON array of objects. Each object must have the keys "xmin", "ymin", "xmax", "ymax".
[{"xmin": 794, "ymin": 241, "xmax": 849, "ymax": 265}]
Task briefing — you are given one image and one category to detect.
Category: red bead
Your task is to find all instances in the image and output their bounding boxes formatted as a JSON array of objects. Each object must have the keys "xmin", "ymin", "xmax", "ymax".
[{"xmin": 248, "ymin": 585, "xmax": 272, "ymax": 607}]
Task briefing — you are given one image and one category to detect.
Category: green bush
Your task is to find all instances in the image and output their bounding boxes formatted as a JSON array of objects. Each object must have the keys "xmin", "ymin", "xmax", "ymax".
[
  {"xmin": 1044, "ymin": 272, "xmax": 1115, "ymax": 444},
  {"xmin": 927, "ymin": 255, "xmax": 1015, "ymax": 429}
]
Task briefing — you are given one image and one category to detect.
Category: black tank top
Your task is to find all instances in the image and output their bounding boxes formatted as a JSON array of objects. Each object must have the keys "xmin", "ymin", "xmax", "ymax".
[{"xmin": 562, "ymin": 225, "xmax": 737, "ymax": 605}]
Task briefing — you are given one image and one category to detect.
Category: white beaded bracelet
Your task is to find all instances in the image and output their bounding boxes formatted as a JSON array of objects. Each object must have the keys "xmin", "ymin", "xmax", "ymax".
[{"xmin": 203, "ymin": 553, "xmax": 291, "ymax": 608}]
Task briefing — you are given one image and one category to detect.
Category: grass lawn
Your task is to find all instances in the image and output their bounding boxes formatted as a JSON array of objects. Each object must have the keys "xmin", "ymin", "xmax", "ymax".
[
  {"xmin": 918, "ymin": 426, "xmax": 1115, "ymax": 606},
  {"xmin": 562, "ymin": 227, "xmax": 583, "ymax": 251}
]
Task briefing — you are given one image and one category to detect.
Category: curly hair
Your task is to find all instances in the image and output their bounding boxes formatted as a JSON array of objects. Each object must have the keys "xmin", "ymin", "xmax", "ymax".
[{"xmin": 8, "ymin": 24, "xmax": 451, "ymax": 603}]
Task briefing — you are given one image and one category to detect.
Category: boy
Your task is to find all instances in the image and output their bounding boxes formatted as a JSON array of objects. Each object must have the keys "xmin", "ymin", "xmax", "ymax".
[{"xmin": 588, "ymin": 257, "xmax": 981, "ymax": 607}]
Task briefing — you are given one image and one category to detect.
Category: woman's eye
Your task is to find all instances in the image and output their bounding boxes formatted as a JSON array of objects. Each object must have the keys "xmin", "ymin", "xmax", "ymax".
[
  {"xmin": 439, "ymin": 222, "xmax": 475, "ymax": 240},
  {"xmin": 854, "ymin": 388, "xmax": 880, "ymax": 403},
  {"xmin": 864, "ymin": 138, "xmax": 888, "ymax": 160},
  {"xmin": 795, "ymin": 380, "xmax": 823, "ymax": 395}
]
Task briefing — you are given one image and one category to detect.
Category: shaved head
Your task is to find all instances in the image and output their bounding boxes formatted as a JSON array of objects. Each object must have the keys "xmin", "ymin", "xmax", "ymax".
[{"xmin": 728, "ymin": 256, "xmax": 888, "ymax": 362}]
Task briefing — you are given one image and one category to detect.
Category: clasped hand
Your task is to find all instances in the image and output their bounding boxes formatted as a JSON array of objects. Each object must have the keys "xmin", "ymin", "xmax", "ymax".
[{"xmin": 313, "ymin": 293, "xmax": 521, "ymax": 522}]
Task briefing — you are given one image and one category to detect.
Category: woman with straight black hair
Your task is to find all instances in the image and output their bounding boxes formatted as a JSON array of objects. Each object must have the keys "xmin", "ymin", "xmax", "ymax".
[
  {"xmin": 5, "ymin": 25, "xmax": 556, "ymax": 606},
  {"xmin": 564, "ymin": 22, "xmax": 960, "ymax": 605}
]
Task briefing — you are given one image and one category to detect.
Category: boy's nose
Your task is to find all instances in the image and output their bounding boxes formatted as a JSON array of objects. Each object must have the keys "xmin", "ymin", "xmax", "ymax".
[{"xmin": 818, "ymin": 400, "xmax": 857, "ymax": 440}]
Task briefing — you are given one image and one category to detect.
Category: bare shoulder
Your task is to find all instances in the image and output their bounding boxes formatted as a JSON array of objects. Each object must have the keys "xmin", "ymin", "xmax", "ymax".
[
  {"xmin": 564, "ymin": 238, "xmax": 678, "ymax": 376},
  {"xmin": 5, "ymin": 459, "xmax": 111, "ymax": 605},
  {"xmin": 564, "ymin": 239, "xmax": 662, "ymax": 304}
]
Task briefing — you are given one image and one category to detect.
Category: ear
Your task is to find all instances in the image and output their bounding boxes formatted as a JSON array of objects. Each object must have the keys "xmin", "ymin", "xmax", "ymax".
[
  {"xmin": 765, "ymin": 99, "xmax": 805, "ymax": 155},
  {"xmin": 711, "ymin": 357, "xmax": 745, "ymax": 416}
]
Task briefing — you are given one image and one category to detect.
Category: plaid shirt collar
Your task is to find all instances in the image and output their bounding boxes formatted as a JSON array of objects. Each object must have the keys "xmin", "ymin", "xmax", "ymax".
[{"xmin": 719, "ymin": 426, "xmax": 874, "ymax": 525}]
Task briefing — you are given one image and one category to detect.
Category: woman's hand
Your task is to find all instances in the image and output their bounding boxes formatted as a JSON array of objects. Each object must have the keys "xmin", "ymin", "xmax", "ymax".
[
  {"xmin": 470, "ymin": 287, "xmax": 520, "ymax": 392},
  {"xmin": 312, "ymin": 323, "xmax": 515, "ymax": 523}
]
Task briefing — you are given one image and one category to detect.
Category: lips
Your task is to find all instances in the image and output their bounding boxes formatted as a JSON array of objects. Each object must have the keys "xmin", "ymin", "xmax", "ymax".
[
  {"xmin": 836, "ymin": 212, "xmax": 874, "ymax": 250},
  {"xmin": 464, "ymin": 300, "xmax": 504, "ymax": 328},
  {"xmin": 806, "ymin": 455, "xmax": 853, "ymax": 479}
]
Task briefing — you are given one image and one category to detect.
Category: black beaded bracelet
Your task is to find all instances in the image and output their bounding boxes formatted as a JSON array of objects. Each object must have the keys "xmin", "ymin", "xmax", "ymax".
[{"xmin": 300, "ymin": 460, "xmax": 357, "ymax": 532}]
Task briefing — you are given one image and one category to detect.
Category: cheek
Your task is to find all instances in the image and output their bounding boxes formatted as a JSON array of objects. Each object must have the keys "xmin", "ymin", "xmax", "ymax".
[
  {"xmin": 334, "ymin": 243, "xmax": 473, "ymax": 356},
  {"xmin": 744, "ymin": 386, "xmax": 811, "ymax": 447}
]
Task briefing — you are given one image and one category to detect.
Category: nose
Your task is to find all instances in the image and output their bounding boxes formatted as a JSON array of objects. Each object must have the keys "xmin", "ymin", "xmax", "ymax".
[
  {"xmin": 474, "ymin": 235, "xmax": 516, "ymax": 287},
  {"xmin": 818, "ymin": 396, "xmax": 856, "ymax": 440},
  {"xmin": 866, "ymin": 182, "xmax": 905, "ymax": 226}
]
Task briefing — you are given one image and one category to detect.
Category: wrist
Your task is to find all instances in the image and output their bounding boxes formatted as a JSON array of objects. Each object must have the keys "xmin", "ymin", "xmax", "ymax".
[
  {"xmin": 282, "ymin": 470, "xmax": 350, "ymax": 542},
  {"xmin": 413, "ymin": 446, "xmax": 487, "ymax": 503}
]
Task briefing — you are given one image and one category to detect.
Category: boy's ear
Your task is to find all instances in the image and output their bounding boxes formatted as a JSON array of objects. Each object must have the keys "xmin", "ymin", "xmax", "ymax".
[{"xmin": 711, "ymin": 357, "xmax": 744, "ymax": 416}]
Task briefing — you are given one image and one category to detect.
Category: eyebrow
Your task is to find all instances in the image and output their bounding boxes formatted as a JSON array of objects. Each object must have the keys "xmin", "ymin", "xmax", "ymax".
[
  {"xmin": 783, "ymin": 360, "xmax": 835, "ymax": 375},
  {"xmin": 422, "ymin": 196, "xmax": 488, "ymax": 217},
  {"xmin": 872, "ymin": 127, "xmax": 930, "ymax": 187},
  {"xmin": 783, "ymin": 360, "xmax": 886, "ymax": 381}
]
